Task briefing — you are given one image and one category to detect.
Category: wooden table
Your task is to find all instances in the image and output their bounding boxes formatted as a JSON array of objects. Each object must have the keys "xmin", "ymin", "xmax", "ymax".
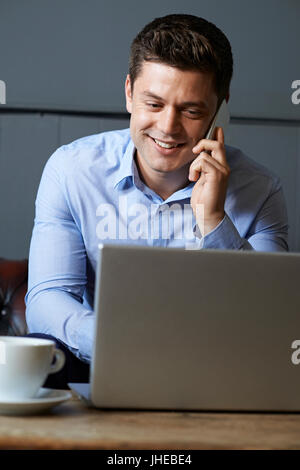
[{"xmin": 0, "ymin": 392, "xmax": 300, "ymax": 450}]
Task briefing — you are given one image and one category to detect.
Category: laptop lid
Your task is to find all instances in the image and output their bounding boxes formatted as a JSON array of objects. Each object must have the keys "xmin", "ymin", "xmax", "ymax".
[{"xmin": 90, "ymin": 245, "xmax": 300, "ymax": 411}]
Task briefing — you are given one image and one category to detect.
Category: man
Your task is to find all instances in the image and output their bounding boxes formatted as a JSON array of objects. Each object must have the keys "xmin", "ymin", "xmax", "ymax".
[{"xmin": 25, "ymin": 14, "xmax": 288, "ymax": 388}]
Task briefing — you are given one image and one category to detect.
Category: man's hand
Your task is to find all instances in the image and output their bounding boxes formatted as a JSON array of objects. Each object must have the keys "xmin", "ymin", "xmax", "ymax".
[{"xmin": 189, "ymin": 127, "xmax": 230, "ymax": 236}]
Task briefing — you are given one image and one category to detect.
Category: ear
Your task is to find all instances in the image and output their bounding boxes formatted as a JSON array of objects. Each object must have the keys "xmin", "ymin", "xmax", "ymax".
[{"xmin": 125, "ymin": 75, "xmax": 133, "ymax": 114}]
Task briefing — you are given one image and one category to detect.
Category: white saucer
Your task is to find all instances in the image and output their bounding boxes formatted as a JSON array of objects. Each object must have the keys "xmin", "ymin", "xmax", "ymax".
[{"xmin": 0, "ymin": 388, "xmax": 72, "ymax": 415}]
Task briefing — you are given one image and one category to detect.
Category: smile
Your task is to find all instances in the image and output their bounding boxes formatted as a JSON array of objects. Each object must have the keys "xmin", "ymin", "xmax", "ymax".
[
  {"xmin": 153, "ymin": 138, "xmax": 181, "ymax": 149},
  {"xmin": 148, "ymin": 136, "xmax": 185, "ymax": 153}
]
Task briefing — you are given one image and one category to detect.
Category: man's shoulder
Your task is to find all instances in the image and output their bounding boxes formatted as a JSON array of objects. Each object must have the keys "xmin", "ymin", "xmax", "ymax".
[
  {"xmin": 47, "ymin": 127, "xmax": 131, "ymax": 172},
  {"xmin": 225, "ymin": 143, "xmax": 281, "ymax": 190},
  {"xmin": 62, "ymin": 127, "xmax": 131, "ymax": 152}
]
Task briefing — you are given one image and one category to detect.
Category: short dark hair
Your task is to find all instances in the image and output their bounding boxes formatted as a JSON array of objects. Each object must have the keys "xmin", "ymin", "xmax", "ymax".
[{"xmin": 129, "ymin": 14, "xmax": 233, "ymax": 106}]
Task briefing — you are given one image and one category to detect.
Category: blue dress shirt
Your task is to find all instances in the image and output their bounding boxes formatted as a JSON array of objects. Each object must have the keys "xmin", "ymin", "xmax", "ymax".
[{"xmin": 25, "ymin": 128, "xmax": 288, "ymax": 362}]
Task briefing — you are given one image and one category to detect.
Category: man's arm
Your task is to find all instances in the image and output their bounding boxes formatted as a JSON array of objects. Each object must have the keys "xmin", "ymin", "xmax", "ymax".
[
  {"xmin": 25, "ymin": 149, "xmax": 94, "ymax": 362},
  {"xmin": 189, "ymin": 127, "xmax": 288, "ymax": 251},
  {"xmin": 194, "ymin": 181, "xmax": 289, "ymax": 251}
]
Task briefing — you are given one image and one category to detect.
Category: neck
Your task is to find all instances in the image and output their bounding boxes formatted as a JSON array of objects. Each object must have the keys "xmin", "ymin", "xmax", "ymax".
[{"xmin": 134, "ymin": 152, "xmax": 190, "ymax": 200}]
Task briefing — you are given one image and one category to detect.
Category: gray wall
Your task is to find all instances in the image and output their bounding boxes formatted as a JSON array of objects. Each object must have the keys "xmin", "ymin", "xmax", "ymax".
[
  {"xmin": 1, "ymin": 0, "xmax": 299, "ymax": 119},
  {"xmin": 0, "ymin": 0, "xmax": 299, "ymax": 258}
]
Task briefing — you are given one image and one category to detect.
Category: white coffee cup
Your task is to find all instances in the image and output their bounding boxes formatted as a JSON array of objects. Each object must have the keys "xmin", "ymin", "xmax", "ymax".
[{"xmin": 0, "ymin": 336, "xmax": 66, "ymax": 400}]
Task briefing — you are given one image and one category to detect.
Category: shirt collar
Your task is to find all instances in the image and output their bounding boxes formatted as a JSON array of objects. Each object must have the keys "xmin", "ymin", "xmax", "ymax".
[
  {"xmin": 113, "ymin": 139, "xmax": 136, "ymax": 190},
  {"xmin": 164, "ymin": 181, "xmax": 195, "ymax": 203},
  {"xmin": 113, "ymin": 137, "xmax": 195, "ymax": 201}
]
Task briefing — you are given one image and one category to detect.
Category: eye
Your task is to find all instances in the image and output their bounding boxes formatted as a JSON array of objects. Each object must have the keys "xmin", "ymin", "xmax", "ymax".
[
  {"xmin": 146, "ymin": 102, "xmax": 161, "ymax": 109},
  {"xmin": 183, "ymin": 109, "xmax": 205, "ymax": 119},
  {"xmin": 186, "ymin": 110, "xmax": 201, "ymax": 116}
]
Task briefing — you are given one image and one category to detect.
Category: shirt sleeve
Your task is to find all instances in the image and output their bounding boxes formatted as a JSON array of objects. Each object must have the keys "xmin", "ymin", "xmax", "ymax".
[
  {"xmin": 196, "ymin": 183, "xmax": 289, "ymax": 252},
  {"xmin": 25, "ymin": 149, "xmax": 94, "ymax": 363}
]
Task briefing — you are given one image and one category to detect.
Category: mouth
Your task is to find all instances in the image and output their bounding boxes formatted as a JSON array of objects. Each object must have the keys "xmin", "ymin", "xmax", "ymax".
[{"xmin": 148, "ymin": 136, "xmax": 185, "ymax": 154}]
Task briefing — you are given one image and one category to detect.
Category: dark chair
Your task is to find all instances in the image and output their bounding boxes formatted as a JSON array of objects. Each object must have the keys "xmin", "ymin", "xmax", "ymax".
[{"xmin": 0, "ymin": 258, "xmax": 28, "ymax": 336}]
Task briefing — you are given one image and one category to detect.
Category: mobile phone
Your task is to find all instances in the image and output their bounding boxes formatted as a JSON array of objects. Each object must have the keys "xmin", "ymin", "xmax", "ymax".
[{"xmin": 205, "ymin": 99, "xmax": 230, "ymax": 140}]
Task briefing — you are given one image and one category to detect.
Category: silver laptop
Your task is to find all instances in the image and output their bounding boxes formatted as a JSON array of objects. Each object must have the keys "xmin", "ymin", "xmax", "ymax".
[{"xmin": 69, "ymin": 244, "xmax": 300, "ymax": 411}]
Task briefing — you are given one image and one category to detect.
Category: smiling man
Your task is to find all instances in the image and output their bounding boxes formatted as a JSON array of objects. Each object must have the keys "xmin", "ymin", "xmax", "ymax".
[
  {"xmin": 125, "ymin": 63, "xmax": 218, "ymax": 193},
  {"xmin": 125, "ymin": 60, "xmax": 229, "ymax": 235},
  {"xmin": 25, "ymin": 14, "xmax": 288, "ymax": 388}
]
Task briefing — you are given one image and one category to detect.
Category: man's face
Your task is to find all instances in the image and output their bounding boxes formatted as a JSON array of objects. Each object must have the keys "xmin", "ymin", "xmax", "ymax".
[{"xmin": 125, "ymin": 61, "xmax": 219, "ymax": 176}]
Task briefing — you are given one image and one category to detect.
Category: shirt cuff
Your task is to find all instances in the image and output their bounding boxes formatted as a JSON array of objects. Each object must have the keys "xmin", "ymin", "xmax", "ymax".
[
  {"xmin": 74, "ymin": 312, "xmax": 95, "ymax": 363},
  {"xmin": 194, "ymin": 213, "xmax": 252, "ymax": 250}
]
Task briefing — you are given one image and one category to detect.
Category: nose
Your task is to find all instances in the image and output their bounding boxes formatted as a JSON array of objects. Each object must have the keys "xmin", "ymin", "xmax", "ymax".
[{"xmin": 157, "ymin": 106, "xmax": 182, "ymax": 137}]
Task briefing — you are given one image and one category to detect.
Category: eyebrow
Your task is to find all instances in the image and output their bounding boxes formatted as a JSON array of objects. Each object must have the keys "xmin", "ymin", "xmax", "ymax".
[{"xmin": 141, "ymin": 91, "xmax": 209, "ymax": 110}]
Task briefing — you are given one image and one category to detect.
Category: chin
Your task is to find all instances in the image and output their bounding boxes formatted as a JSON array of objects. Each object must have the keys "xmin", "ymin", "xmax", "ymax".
[{"xmin": 149, "ymin": 158, "xmax": 186, "ymax": 174}]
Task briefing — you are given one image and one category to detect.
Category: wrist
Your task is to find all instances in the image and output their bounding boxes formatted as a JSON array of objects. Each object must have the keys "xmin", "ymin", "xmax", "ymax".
[{"xmin": 198, "ymin": 212, "xmax": 225, "ymax": 237}]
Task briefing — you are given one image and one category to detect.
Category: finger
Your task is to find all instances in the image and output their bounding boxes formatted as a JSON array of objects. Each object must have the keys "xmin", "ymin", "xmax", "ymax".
[
  {"xmin": 189, "ymin": 151, "xmax": 228, "ymax": 177},
  {"xmin": 189, "ymin": 156, "xmax": 221, "ymax": 182},
  {"xmin": 192, "ymin": 140, "xmax": 227, "ymax": 166},
  {"xmin": 216, "ymin": 126, "xmax": 224, "ymax": 145},
  {"xmin": 189, "ymin": 152, "xmax": 228, "ymax": 181},
  {"xmin": 191, "ymin": 151, "xmax": 226, "ymax": 174},
  {"xmin": 207, "ymin": 126, "xmax": 225, "ymax": 143},
  {"xmin": 192, "ymin": 138, "xmax": 223, "ymax": 155}
]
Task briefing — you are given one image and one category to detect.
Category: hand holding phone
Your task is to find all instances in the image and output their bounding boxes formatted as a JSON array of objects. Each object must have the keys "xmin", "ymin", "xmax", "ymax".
[{"xmin": 189, "ymin": 99, "xmax": 231, "ymax": 237}]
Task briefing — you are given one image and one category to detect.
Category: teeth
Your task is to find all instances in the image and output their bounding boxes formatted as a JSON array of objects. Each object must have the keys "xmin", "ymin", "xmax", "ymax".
[{"xmin": 154, "ymin": 139, "xmax": 179, "ymax": 149}]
